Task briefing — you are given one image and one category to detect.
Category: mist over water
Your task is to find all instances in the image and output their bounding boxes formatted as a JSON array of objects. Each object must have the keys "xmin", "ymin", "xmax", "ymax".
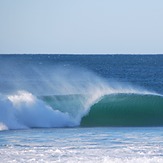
[
  {"xmin": 0, "ymin": 55, "xmax": 163, "ymax": 131},
  {"xmin": 0, "ymin": 59, "xmax": 161, "ymax": 131}
]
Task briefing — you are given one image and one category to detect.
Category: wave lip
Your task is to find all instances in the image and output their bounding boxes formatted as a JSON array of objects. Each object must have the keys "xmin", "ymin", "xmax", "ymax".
[{"xmin": 81, "ymin": 93, "xmax": 163, "ymax": 127}]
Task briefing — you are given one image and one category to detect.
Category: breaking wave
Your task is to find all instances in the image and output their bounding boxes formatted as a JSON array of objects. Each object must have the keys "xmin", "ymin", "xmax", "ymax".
[
  {"xmin": 0, "ymin": 66, "xmax": 162, "ymax": 131},
  {"xmin": 0, "ymin": 91, "xmax": 76, "ymax": 131},
  {"xmin": 0, "ymin": 90, "xmax": 163, "ymax": 131}
]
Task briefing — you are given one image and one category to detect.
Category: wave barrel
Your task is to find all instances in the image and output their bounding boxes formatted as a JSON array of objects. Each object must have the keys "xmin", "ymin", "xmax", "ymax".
[{"xmin": 81, "ymin": 94, "xmax": 163, "ymax": 127}]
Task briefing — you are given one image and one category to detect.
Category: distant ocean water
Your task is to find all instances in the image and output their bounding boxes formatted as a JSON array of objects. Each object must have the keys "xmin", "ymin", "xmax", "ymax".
[{"xmin": 0, "ymin": 54, "xmax": 163, "ymax": 162}]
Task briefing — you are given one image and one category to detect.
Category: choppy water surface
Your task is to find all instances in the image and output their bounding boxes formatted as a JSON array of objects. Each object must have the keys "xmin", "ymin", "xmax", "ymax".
[{"xmin": 1, "ymin": 127, "xmax": 163, "ymax": 163}]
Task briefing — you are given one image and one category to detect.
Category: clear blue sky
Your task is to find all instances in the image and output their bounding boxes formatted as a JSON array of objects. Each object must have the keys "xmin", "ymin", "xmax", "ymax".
[{"xmin": 0, "ymin": 0, "xmax": 163, "ymax": 54}]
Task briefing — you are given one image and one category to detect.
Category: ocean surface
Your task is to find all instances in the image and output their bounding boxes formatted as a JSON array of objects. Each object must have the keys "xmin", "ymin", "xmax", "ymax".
[{"xmin": 0, "ymin": 54, "xmax": 163, "ymax": 162}]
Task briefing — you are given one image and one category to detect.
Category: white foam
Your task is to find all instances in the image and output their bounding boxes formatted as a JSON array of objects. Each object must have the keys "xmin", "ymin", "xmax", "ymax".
[
  {"xmin": 0, "ymin": 91, "xmax": 76, "ymax": 130},
  {"xmin": 0, "ymin": 122, "xmax": 8, "ymax": 130},
  {"xmin": 102, "ymin": 157, "xmax": 163, "ymax": 163}
]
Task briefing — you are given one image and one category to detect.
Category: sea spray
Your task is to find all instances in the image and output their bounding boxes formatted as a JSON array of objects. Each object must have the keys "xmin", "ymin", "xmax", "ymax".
[
  {"xmin": 0, "ymin": 65, "xmax": 161, "ymax": 130},
  {"xmin": 0, "ymin": 66, "xmax": 111, "ymax": 130}
]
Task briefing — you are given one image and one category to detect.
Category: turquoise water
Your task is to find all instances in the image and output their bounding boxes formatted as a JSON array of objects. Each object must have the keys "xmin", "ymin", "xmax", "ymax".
[{"xmin": 0, "ymin": 54, "xmax": 163, "ymax": 162}]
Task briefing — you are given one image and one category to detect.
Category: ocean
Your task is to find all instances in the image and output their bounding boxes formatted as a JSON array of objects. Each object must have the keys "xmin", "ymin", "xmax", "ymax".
[{"xmin": 0, "ymin": 54, "xmax": 163, "ymax": 162}]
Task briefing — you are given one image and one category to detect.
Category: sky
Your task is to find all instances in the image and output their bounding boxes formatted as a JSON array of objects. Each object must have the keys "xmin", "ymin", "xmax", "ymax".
[{"xmin": 0, "ymin": 0, "xmax": 163, "ymax": 54}]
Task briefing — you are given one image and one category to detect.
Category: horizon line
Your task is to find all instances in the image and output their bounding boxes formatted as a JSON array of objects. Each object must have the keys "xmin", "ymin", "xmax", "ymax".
[{"xmin": 0, "ymin": 53, "xmax": 163, "ymax": 55}]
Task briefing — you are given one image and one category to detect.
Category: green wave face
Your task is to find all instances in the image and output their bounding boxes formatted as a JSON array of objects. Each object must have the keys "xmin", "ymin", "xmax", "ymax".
[{"xmin": 81, "ymin": 94, "xmax": 163, "ymax": 127}]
